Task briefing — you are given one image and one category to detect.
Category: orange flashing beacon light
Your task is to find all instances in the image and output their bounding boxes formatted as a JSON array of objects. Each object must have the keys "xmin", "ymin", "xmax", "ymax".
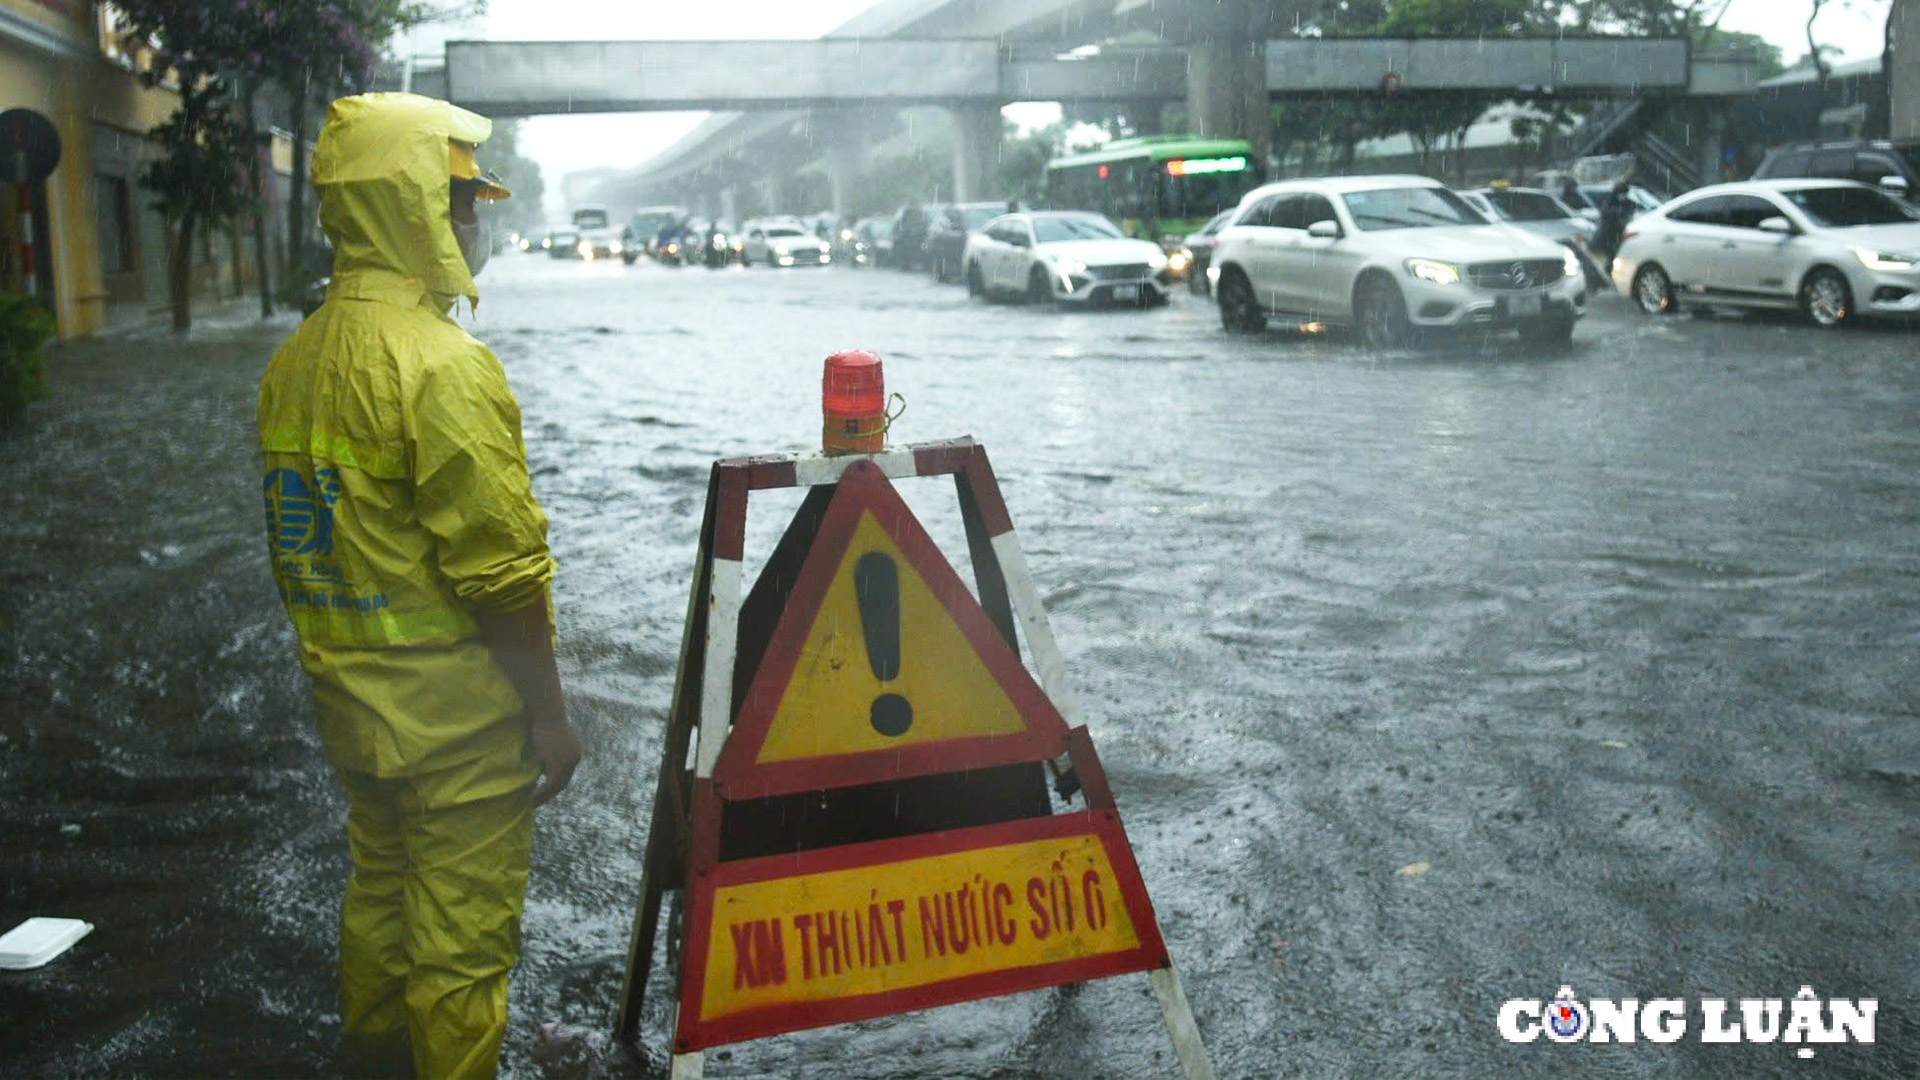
[{"xmin": 822, "ymin": 349, "xmax": 887, "ymax": 454}]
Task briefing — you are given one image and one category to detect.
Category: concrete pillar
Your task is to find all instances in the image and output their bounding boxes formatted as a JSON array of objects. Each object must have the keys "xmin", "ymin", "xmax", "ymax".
[
  {"xmin": 1130, "ymin": 100, "xmax": 1166, "ymax": 137},
  {"xmin": 720, "ymin": 186, "xmax": 738, "ymax": 225},
  {"xmin": 1185, "ymin": 2, "xmax": 1272, "ymax": 170},
  {"xmin": 817, "ymin": 113, "xmax": 861, "ymax": 219},
  {"xmin": 1695, "ymin": 103, "xmax": 1728, "ymax": 186},
  {"xmin": 948, "ymin": 103, "xmax": 1003, "ymax": 203},
  {"xmin": 761, "ymin": 174, "xmax": 784, "ymax": 216},
  {"xmin": 1893, "ymin": 0, "xmax": 1920, "ymax": 141}
]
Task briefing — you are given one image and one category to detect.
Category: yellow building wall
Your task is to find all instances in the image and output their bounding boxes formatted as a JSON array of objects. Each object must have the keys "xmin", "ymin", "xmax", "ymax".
[
  {"xmin": 0, "ymin": 44, "xmax": 90, "ymax": 337},
  {"xmin": 0, "ymin": 0, "xmax": 237, "ymax": 339}
]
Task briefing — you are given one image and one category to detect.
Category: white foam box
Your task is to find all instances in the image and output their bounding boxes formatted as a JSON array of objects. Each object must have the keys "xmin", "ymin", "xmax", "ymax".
[{"xmin": 0, "ymin": 917, "xmax": 94, "ymax": 970}]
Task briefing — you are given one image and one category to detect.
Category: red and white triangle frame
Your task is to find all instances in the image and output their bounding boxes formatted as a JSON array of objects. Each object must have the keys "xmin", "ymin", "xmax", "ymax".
[
  {"xmin": 616, "ymin": 437, "xmax": 1216, "ymax": 1080},
  {"xmin": 713, "ymin": 455, "xmax": 1073, "ymax": 799}
]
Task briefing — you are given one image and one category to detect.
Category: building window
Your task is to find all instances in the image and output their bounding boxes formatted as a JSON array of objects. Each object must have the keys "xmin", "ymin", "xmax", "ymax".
[{"xmin": 93, "ymin": 175, "xmax": 133, "ymax": 274}]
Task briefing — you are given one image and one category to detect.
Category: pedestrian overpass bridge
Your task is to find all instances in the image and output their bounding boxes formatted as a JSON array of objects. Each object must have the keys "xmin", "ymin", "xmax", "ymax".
[
  {"xmin": 447, "ymin": 37, "xmax": 1715, "ymax": 117},
  {"xmin": 431, "ymin": 0, "xmax": 1765, "ymax": 219}
]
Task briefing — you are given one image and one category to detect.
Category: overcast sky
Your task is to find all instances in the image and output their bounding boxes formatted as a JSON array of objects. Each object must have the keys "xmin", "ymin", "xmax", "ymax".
[{"xmin": 406, "ymin": 0, "xmax": 1893, "ymax": 216}]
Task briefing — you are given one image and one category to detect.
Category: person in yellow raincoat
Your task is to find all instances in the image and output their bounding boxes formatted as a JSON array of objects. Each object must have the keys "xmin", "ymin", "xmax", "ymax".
[{"xmin": 257, "ymin": 92, "xmax": 581, "ymax": 1080}]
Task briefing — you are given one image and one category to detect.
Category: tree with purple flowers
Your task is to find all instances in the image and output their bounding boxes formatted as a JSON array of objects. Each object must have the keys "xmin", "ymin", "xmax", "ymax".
[{"xmin": 113, "ymin": 1, "xmax": 475, "ymax": 329}]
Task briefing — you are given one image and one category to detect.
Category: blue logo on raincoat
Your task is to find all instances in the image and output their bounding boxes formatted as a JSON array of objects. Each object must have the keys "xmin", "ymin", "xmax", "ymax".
[{"xmin": 265, "ymin": 467, "xmax": 342, "ymax": 557}]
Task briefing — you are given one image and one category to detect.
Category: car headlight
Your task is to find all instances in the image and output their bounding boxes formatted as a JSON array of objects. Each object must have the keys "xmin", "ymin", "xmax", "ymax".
[
  {"xmin": 1147, "ymin": 251, "xmax": 1168, "ymax": 270},
  {"xmin": 609, "ymin": 240, "xmax": 622, "ymax": 254},
  {"xmin": 577, "ymin": 240, "xmax": 592, "ymax": 256},
  {"xmin": 1054, "ymin": 257, "xmax": 1087, "ymax": 277},
  {"xmin": 1405, "ymin": 258, "xmax": 1461, "ymax": 285},
  {"xmin": 840, "ymin": 229, "xmax": 854, "ymax": 241},
  {"xmin": 1855, "ymin": 248, "xmax": 1916, "ymax": 271},
  {"xmin": 541, "ymin": 238, "xmax": 551, "ymax": 249},
  {"xmin": 1168, "ymin": 249, "xmax": 1192, "ymax": 273},
  {"xmin": 1562, "ymin": 247, "xmax": 1581, "ymax": 277},
  {"xmin": 713, "ymin": 234, "xmax": 726, "ymax": 246}
]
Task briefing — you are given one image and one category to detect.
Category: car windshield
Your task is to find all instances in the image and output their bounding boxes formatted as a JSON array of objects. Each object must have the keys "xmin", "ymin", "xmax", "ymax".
[
  {"xmin": 1341, "ymin": 186, "xmax": 1484, "ymax": 231},
  {"xmin": 1032, "ymin": 215, "xmax": 1125, "ymax": 242},
  {"xmin": 963, "ymin": 207, "xmax": 1001, "ymax": 229},
  {"xmin": 1486, "ymin": 191, "xmax": 1571, "ymax": 222},
  {"xmin": 765, "ymin": 227, "xmax": 805, "ymax": 238},
  {"xmin": 1782, "ymin": 186, "xmax": 1920, "ymax": 227}
]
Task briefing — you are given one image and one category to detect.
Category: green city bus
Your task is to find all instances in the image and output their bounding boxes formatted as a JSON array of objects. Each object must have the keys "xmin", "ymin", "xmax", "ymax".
[{"xmin": 1044, "ymin": 135, "xmax": 1264, "ymax": 245}]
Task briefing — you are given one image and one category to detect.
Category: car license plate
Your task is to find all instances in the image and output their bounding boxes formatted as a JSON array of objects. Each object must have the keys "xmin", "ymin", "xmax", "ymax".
[
  {"xmin": 1113, "ymin": 284, "xmax": 1140, "ymax": 302},
  {"xmin": 1509, "ymin": 290, "xmax": 1544, "ymax": 317}
]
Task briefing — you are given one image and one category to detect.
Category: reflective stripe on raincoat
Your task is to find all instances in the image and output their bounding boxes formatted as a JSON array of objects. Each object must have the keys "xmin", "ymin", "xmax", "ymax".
[{"xmin": 259, "ymin": 92, "xmax": 553, "ymax": 782}]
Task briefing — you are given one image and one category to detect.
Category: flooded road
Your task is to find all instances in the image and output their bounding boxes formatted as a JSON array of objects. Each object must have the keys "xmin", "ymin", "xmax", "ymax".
[{"xmin": 4, "ymin": 254, "xmax": 1919, "ymax": 1079}]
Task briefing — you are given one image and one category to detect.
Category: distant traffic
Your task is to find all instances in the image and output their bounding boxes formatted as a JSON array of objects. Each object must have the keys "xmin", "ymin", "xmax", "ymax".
[{"xmin": 499, "ymin": 132, "xmax": 1920, "ymax": 348}]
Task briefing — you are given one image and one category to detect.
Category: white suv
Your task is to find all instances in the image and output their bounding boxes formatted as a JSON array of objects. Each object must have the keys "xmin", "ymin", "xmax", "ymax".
[{"xmin": 1209, "ymin": 175, "xmax": 1588, "ymax": 348}]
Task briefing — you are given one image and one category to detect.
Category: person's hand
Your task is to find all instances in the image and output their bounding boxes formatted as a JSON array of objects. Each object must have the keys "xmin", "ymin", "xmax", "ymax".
[{"xmin": 529, "ymin": 716, "xmax": 581, "ymax": 807}]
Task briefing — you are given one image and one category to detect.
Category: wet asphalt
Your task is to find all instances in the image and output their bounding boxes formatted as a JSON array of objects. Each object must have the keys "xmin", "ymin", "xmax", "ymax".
[{"xmin": 2, "ymin": 253, "xmax": 1918, "ymax": 1079}]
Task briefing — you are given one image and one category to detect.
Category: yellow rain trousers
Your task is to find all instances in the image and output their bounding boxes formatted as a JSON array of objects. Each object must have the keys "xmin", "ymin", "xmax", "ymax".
[{"xmin": 257, "ymin": 92, "xmax": 552, "ymax": 1080}]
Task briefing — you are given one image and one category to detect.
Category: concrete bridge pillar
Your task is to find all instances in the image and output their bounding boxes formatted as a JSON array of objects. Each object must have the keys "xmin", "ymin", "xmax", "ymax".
[
  {"xmin": 1186, "ymin": 1, "xmax": 1272, "ymax": 169},
  {"xmin": 949, "ymin": 103, "xmax": 1003, "ymax": 203},
  {"xmin": 1894, "ymin": 0, "xmax": 1919, "ymax": 141},
  {"xmin": 720, "ymin": 186, "xmax": 738, "ymax": 225},
  {"xmin": 1129, "ymin": 100, "xmax": 1167, "ymax": 137},
  {"xmin": 1692, "ymin": 102, "xmax": 1730, "ymax": 185},
  {"xmin": 818, "ymin": 112, "xmax": 862, "ymax": 220}
]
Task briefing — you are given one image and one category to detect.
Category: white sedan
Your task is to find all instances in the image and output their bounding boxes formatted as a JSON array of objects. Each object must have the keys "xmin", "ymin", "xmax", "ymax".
[
  {"xmin": 1209, "ymin": 175, "xmax": 1587, "ymax": 347},
  {"xmin": 1612, "ymin": 179, "xmax": 1920, "ymax": 327},
  {"xmin": 962, "ymin": 212, "xmax": 1171, "ymax": 307},
  {"xmin": 742, "ymin": 222, "xmax": 831, "ymax": 268}
]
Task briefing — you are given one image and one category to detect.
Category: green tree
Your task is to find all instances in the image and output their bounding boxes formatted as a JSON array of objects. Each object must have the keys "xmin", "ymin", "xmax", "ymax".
[
  {"xmin": 263, "ymin": 2, "xmax": 480, "ymax": 304},
  {"xmin": 474, "ymin": 118, "xmax": 545, "ymax": 238},
  {"xmin": 114, "ymin": 1, "xmax": 264, "ymax": 331},
  {"xmin": 997, "ymin": 121, "xmax": 1063, "ymax": 207},
  {"xmin": 114, "ymin": 1, "xmax": 467, "ymax": 328},
  {"xmin": 1298, "ymin": 0, "xmax": 1544, "ymax": 183}
]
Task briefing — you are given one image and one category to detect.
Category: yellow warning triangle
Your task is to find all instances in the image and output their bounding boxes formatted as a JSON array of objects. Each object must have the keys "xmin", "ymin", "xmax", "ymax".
[{"xmin": 715, "ymin": 462, "xmax": 1069, "ymax": 799}]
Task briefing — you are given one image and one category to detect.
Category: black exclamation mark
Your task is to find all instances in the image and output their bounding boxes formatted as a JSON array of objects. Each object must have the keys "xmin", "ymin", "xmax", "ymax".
[{"xmin": 855, "ymin": 552, "xmax": 913, "ymax": 737}]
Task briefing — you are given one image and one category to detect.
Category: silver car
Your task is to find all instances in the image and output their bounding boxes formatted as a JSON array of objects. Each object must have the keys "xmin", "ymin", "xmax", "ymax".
[
  {"xmin": 741, "ymin": 221, "xmax": 831, "ymax": 268},
  {"xmin": 1209, "ymin": 175, "xmax": 1587, "ymax": 348},
  {"xmin": 1611, "ymin": 179, "xmax": 1920, "ymax": 327},
  {"xmin": 1462, "ymin": 186, "xmax": 1606, "ymax": 287},
  {"xmin": 962, "ymin": 211, "xmax": 1171, "ymax": 307}
]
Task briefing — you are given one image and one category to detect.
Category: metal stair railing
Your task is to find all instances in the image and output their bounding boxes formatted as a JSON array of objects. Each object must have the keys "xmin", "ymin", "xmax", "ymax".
[
  {"xmin": 1566, "ymin": 100, "xmax": 1643, "ymax": 160},
  {"xmin": 1635, "ymin": 130, "xmax": 1701, "ymax": 192}
]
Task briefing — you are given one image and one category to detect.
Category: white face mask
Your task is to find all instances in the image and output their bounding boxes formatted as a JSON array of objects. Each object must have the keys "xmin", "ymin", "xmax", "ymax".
[{"xmin": 452, "ymin": 216, "xmax": 491, "ymax": 277}]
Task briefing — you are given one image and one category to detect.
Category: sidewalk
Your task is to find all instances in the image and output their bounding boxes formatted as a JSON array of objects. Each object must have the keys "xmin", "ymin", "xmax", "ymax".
[
  {"xmin": 0, "ymin": 314, "xmax": 347, "ymax": 1076},
  {"xmin": 91, "ymin": 292, "xmax": 306, "ymax": 341}
]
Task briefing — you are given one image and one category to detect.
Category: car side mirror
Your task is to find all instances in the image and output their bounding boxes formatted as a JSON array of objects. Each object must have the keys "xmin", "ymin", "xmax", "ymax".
[
  {"xmin": 1306, "ymin": 219, "xmax": 1342, "ymax": 239},
  {"xmin": 1881, "ymin": 175, "xmax": 1911, "ymax": 197},
  {"xmin": 1758, "ymin": 216, "xmax": 1794, "ymax": 235}
]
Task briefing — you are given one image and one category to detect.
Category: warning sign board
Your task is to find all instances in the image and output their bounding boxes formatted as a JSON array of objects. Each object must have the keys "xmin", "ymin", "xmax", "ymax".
[
  {"xmin": 618, "ymin": 444, "xmax": 1213, "ymax": 1079},
  {"xmin": 675, "ymin": 810, "xmax": 1167, "ymax": 1050},
  {"xmin": 716, "ymin": 460, "xmax": 1070, "ymax": 799}
]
